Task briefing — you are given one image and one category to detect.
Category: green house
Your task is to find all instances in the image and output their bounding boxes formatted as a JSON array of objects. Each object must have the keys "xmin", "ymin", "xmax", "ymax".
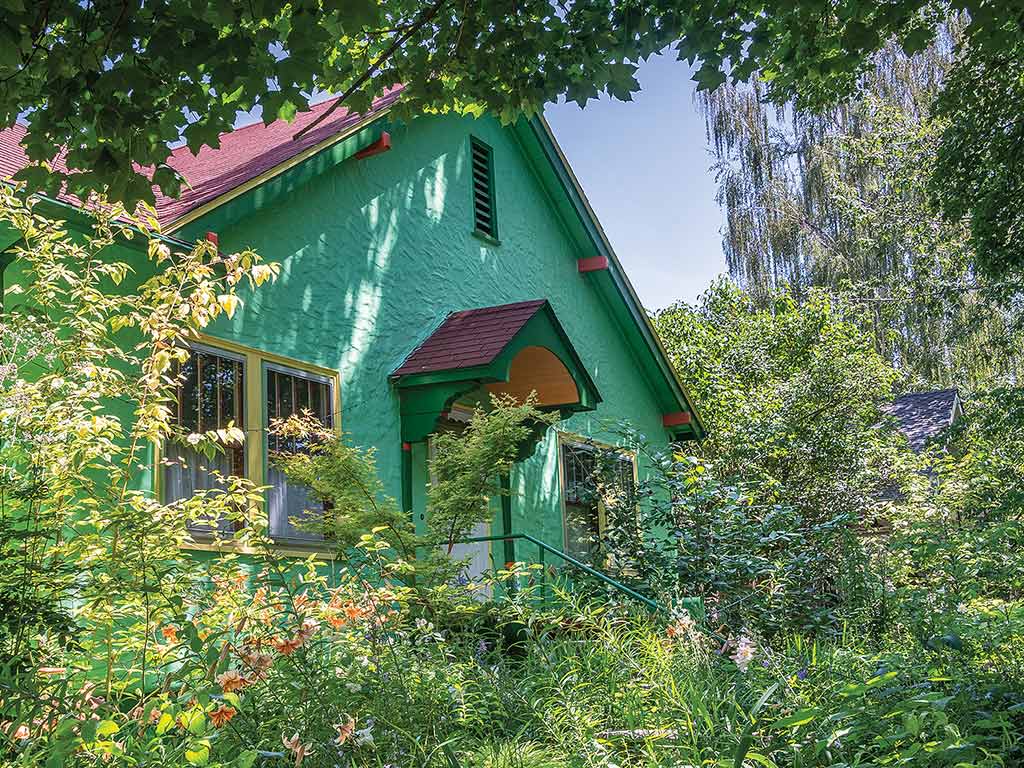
[{"xmin": 0, "ymin": 94, "xmax": 703, "ymax": 579}]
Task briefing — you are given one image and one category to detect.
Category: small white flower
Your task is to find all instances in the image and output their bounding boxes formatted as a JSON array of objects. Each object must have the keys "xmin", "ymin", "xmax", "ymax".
[
  {"xmin": 354, "ymin": 725, "xmax": 374, "ymax": 747},
  {"xmin": 731, "ymin": 635, "xmax": 756, "ymax": 673},
  {"xmin": 345, "ymin": 681, "xmax": 362, "ymax": 693}
]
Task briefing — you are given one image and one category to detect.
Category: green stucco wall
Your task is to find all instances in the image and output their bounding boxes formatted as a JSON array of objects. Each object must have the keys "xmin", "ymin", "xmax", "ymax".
[{"xmin": 189, "ymin": 113, "xmax": 674, "ymax": 559}]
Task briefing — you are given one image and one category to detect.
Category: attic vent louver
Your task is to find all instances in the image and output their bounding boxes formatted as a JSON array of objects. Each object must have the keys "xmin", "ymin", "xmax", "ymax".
[{"xmin": 470, "ymin": 137, "xmax": 497, "ymax": 241}]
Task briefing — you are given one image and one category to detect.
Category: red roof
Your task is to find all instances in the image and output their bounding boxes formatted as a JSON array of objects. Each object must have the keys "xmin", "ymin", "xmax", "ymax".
[
  {"xmin": 0, "ymin": 88, "xmax": 401, "ymax": 227},
  {"xmin": 392, "ymin": 300, "xmax": 548, "ymax": 378}
]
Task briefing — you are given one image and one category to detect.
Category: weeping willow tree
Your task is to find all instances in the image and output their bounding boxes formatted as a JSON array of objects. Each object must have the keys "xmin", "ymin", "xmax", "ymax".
[{"xmin": 698, "ymin": 32, "xmax": 1024, "ymax": 390}]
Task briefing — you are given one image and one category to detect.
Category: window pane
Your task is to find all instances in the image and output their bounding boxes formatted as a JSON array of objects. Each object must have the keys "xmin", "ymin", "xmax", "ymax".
[
  {"xmin": 278, "ymin": 371, "xmax": 293, "ymax": 419},
  {"xmin": 560, "ymin": 441, "xmax": 636, "ymax": 563},
  {"xmin": 199, "ymin": 353, "xmax": 219, "ymax": 432},
  {"xmin": 177, "ymin": 355, "xmax": 199, "ymax": 433},
  {"xmin": 165, "ymin": 347, "xmax": 246, "ymax": 533},
  {"xmin": 266, "ymin": 367, "xmax": 333, "ymax": 542}
]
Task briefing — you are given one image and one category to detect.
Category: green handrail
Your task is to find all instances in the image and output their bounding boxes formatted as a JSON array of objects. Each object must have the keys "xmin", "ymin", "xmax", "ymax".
[{"xmin": 458, "ymin": 532, "xmax": 665, "ymax": 613}]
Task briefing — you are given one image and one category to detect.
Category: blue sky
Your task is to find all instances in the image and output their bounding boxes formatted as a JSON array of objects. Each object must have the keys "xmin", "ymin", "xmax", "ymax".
[
  {"xmin": 545, "ymin": 53, "xmax": 727, "ymax": 311},
  {"xmin": 235, "ymin": 51, "xmax": 727, "ymax": 310}
]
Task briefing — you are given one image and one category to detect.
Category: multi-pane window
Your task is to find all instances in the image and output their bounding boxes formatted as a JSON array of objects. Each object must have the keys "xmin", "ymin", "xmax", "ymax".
[
  {"xmin": 164, "ymin": 346, "xmax": 246, "ymax": 532},
  {"xmin": 561, "ymin": 440, "xmax": 636, "ymax": 563},
  {"xmin": 266, "ymin": 364, "xmax": 334, "ymax": 542}
]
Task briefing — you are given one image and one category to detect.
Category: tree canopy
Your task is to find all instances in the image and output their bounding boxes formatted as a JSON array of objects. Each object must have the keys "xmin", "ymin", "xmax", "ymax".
[
  {"xmin": 2, "ymin": 0, "xmax": 1021, "ymax": 215},
  {"xmin": 698, "ymin": 33, "xmax": 1024, "ymax": 388}
]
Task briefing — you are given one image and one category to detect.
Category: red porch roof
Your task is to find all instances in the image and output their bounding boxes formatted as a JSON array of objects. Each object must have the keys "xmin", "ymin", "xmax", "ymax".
[{"xmin": 392, "ymin": 300, "xmax": 548, "ymax": 377}]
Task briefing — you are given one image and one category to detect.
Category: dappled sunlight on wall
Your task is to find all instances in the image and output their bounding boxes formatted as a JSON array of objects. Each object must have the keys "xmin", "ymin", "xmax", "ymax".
[{"xmin": 199, "ymin": 112, "xmax": 671, "ymax": 506}]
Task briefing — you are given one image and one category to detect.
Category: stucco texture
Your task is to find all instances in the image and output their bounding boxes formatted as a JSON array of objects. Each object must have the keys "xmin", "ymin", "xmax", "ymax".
[{"xmin": 198, "ymin": 113, "xmax": 674, "ymax": 558}]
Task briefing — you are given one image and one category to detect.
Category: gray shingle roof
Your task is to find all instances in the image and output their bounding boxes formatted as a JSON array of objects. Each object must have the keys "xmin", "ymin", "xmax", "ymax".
[{"xmin": 882, "ymin": 388, "xmax": 961, "ymax": 451}]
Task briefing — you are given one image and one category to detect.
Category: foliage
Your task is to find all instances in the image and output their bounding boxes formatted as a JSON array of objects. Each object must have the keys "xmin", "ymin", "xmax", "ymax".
[
  {"xmin": 266, "ymin": 414, "xmax": 422, "ymax": 571},
  {"xmin": 266, "ymin": 395, "xmax": 557, "ymax": 586},
  {"xmin": 4, "ymin": 0, "xmax": 1021, "ymax": 211},
  {"xmin": 928, "ymin": 387, "xmax": 1024, "ymax": 524},
  {"xmin": 653, "ymin": 280, "xmax": 910, "ymax": 521},
  {"xmin": 0, "ymin": 186, "xmax": 277, "ymax": 752},
  {"xmin": 932, "ymin": 37, "xmax": 1024, "ymax": 282},
  {"xmin": 698, "ymin": 36, "xmax": 1024, "ymax": 388},
  {"xmin": 426, "ymin": 395, "xmax": 558, "ymax": 554}
]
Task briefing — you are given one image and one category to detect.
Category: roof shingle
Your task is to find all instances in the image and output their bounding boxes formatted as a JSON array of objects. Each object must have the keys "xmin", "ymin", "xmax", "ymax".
[
  {"xmin": 392, "ymin": 300, "xmax": 548, "ymax": 378},
  {"xmin": 882, "ymin": 388, "xmax": 961, "ymax": 451},
  {"xmin": 0, "ymin": 88, "xmax": 401, "ymax": 227}
]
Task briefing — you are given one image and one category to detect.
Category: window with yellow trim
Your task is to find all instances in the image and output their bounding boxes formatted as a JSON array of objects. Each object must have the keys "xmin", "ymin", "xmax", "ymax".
[
  {"xmin": 162, "ymin": 338, "xmax": 340, "ymax": 547},
  {"xmin": 164, "ymin": 344, "xmax": 246, "ymax": 534},
  {"xmin": 560, "ymin": 439, "xmax": 637, "ymax": 564},
  {"xmin": 265, "ymin": 363, "xmax": 335, "ymax": 542}
]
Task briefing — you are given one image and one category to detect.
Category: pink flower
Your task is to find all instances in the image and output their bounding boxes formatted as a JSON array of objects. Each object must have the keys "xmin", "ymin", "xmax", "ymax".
[
  {"xmin": 731, "ymin": 635, "xmax": 756, "ymax": 673},
  {"xmin": 282, "ymin": 732, "xmax": 315, "ymax": 767}
]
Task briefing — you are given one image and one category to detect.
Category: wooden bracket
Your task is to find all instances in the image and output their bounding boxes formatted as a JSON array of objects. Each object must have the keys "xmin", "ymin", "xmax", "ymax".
[
  {"xmin": 577, "ymin": 256, "xmax": 609, "ymax": 273},
  {"xmin": 354, "ymin": 131, "xmax": 392, "ymax": 160},
  {"xmin": 662, "ymin": 411, "xmax": 692, "ymax": 428}
]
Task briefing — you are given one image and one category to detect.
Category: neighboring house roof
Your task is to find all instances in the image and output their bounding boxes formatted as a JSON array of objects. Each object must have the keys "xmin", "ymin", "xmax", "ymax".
[
  {"xmin": 392, "ymin": 300, "xmax": 547, "ymax": 377},
  {"xmin": 883, "ymin": 388, "xmax": 962, "ymax": 451},
  {"xmin": 0, "ymin": 88, "xmax": 401, "ymax": 228}
]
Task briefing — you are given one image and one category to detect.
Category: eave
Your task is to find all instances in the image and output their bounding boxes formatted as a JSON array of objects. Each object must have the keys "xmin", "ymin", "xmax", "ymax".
[
  {"xmin": 165, "ymin": 107, "xmax": 397, "ymax": 239},
  {"xmin": 513, "ymin": 115, "xmax": 706, "ymax": 439}
]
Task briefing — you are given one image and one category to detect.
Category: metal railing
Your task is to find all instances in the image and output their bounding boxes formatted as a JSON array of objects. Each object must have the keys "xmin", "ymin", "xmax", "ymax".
[{"xmin": 459, "ymin": 531, "xmax": 665, "ymax": 613}]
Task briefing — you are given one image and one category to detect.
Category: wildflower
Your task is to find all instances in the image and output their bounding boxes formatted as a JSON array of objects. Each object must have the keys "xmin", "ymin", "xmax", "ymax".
[
  {"xmin": 333, "ymin": 716, "xmax": 356, "ymax": 745},
  {"xmin": 241, "ymin": 650, "xmax": 274, "ymax": 680},
  {"xmin": 161, "ymin": 625, "xmax": 179, "ymax": 643},
  {"xmin": 354, "ymin": 724, "xmax": 374, "ymax": 747},
  {"xmin": 283, "ymin": 732, "xmax": 315, "ymax": 767},
  {"xmin": 273, "ymin": 635, "xmax": 304, "ymax": 656},
  {"xmin": 731, "ymin": 635, "xmax": 756, "ymax": 673},
  {"xmin": 342, "ymin": 601, "xmax": 368, "ymax": 622},
  {"xmin": 209, "ymin": 705, "xmax": 236, "ymax": 728},
  {"xmin": 298, "ymin": 617, "xmax": 320, "ymax": 641},
  {"xmin": 665, "ymin": 613, "xmax": 696, "ymax": 640},
  {"xmin": 217, "ymin": 669, "xmax": 247, "ymax": 693}
]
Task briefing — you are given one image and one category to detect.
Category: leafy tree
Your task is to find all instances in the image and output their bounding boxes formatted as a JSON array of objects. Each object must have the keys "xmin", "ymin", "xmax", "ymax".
[
  {"xmin": 932, "ymin": 38, "xmax": 1024, "ymax": 281},
  {"xmin": 3, "ymin": 0, "xmax": 1021, "ymax": 212},
  {"xmin": 0, "ymin": 186, "xmax": 274, "ymax": 733},
  {"xmin": 653, "ymin": 280, "xmax": 909, "ymax": 523},
  {"xmin": 267, "ymin": 394, "xmax": 557, "ymax": 585},
  {"xmin": 699, "ymin": 37, "xmax": 1024, "ymax": 388},
  {"xmin": 643, "ymin": 282, "xmax": 913, "ymax": 632}
]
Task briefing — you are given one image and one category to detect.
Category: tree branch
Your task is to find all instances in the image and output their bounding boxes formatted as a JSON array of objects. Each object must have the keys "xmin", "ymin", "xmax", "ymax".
[{"xmin": 292, "ymin": 0, "xmax": 449, "ymax": 141}]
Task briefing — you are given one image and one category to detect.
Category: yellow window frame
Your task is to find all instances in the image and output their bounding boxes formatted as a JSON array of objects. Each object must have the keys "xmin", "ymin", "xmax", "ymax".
[
  {"xmin": 154, "ymin": 333, "xmax": 341, "ymax": 556},
  {"xmin": 555, "ymin": 430, "xmax": 639, "ymax": 563}
]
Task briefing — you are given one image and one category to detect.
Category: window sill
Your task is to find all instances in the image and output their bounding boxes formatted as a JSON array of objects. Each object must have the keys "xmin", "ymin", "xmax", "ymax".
[
  {"xmin": 472, "ymin": 229, "xmax": 501, "ymax": 247},
  {"xmin": 182, "ymin": 535, "xmax": 337, "ymax": 560}
]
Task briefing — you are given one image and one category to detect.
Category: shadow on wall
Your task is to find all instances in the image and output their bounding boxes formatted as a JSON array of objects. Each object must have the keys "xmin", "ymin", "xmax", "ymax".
[{"xmin": 208, "ymin": 116, "xmax": 484, "ymax": 494}]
